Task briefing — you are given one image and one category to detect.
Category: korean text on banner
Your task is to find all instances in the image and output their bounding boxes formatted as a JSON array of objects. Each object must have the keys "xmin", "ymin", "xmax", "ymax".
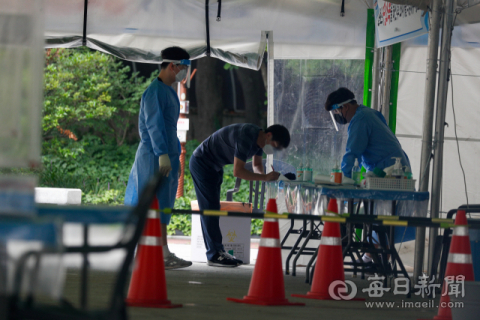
[{"xmin": 374, "ymin": 0, "xmax": 429, "ymax": 48}]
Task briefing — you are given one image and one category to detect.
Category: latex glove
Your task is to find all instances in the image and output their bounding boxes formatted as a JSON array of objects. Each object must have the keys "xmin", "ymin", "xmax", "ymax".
[{"xmin": 159, "ymin": 154, "xmax": 172, "ymax": 177}]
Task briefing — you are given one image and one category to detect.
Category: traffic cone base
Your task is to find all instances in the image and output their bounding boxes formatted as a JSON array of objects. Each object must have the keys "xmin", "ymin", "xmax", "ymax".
[
  {"xmin": 126, "ymin": 299, "xmax": 182, "ymax": 309},
  {"xmin": 126, "ymin": 198, "xmax": 182, "ymax": 309},
  {"xmin": 291, "ymin": 293, "xmax": 365, "ymax": 301},
  {"xmin": 227, "ymin": 296, "xmax": 304, "ymax": 306},
  {"xmin": 227, "ymin": 199, "xmax": 305, "ymax": 307}
]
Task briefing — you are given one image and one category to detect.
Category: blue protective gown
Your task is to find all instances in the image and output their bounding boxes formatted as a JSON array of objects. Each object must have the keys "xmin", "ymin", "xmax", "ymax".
[
  {"xmin": 124, "ymin": 78, "xmax": 181, "ymax": 224},
  {"xmin": 342, "ymin": 105, "xmax": 410, "ymax": 178}
]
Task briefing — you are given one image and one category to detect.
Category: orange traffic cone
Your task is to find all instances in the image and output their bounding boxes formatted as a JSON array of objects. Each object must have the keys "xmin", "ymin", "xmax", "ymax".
[
  {"xmin": 421, "ymin": 209, "xmax": 474, "ymax": 320},
  {"xmin": 126, "ymin": 198, "xmax": 182, "ymax": 308},
  {"xmin": 227, "ymin": 198, "xmax": 304, "ymax": 306},
  {"xmin": 293, "ymin": 199, "xmax": 363, "ymax": 301}
]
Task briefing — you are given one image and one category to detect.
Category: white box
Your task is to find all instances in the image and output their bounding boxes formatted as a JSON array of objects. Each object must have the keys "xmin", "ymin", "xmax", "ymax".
[
  {"xmin": 177, "ymin": 130, "xmax": 187, "ymax": 143},
  {"xmin": 35, "ymin": 187, "xmax": 82, "ymax": 205},
  {"xmin": 190, "ymin": 201, "xmax": 251, "ymax": 264},
  {"xmin": 177, "ymin": 118, "xmax": 189, "ymax": 131}
]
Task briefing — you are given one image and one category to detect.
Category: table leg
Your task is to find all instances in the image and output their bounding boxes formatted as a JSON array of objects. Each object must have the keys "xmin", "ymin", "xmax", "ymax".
[
  {"xmin": 292, "ymin": 220, "xmax": 314, "ymax": 276},
  {"xmin": 286, "ymin": 219, "xmax": 306, "ymax": 276}
]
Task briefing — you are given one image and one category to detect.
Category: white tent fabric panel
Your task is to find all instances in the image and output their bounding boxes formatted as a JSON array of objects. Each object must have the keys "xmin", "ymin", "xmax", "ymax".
[
  {"xmin": 44, "ymin": 0, "xmax": 85, "ymax": 47},
  {"xmin": 396, "ymin": 22, "xmax": 480, "ymax": 214},
  {"xmin": 44, "ymin": 0, "xmax": 372, "ymax": 68}
]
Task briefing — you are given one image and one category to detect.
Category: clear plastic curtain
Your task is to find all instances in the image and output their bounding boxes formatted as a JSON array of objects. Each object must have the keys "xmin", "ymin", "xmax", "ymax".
[
  {"xmin": 272, "ymin": 59, "xmax": 365, "ymax": 176},
  {"xmin": 0, "ymin": 0, "xmax": 43, "ymax": 168}
]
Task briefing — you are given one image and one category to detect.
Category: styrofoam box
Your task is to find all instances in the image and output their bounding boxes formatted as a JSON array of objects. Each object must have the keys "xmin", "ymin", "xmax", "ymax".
[{"xmin": 191, "ymin": 213, "xmax": 251, "ymax": 264}]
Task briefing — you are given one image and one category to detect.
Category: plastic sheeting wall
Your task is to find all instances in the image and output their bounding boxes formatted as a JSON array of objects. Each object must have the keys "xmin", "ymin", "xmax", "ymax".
[
  {"xmin": 0, "ymin": 0, "xmax": 44, "ymax": 168},
  {"xmin": 396, "ymin": 19, "xmax": 480, "ymax": 215},
  {"xmin": 273, "ymin": 60, "xmax": 364, "ymax": 175}
]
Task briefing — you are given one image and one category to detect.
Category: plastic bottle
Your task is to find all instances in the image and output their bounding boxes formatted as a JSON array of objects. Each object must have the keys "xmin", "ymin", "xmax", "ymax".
[
  {"xmin": 351, "ymin": 158, "xmax": 362, "ymax": 186},
  {"xmin": 296, "ymin": 161, "xmax": 304, "ymax": 181},
  {"xmin": 391, "ymin": 157, "xmax": 403, "ymax": 179},
  {"xmin": 331, "ymin": 161, "xmax": 342, "ymax": 184},
  {"xmin": 403, "ymin": 166, "xmax": 412, "ymax": 179},
  {"xmin": 303, "ymin": 161, "xmax": 313, "ymax": 182}
]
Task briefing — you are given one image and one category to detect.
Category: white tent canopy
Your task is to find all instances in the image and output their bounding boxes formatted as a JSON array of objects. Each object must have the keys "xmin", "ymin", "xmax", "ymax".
[{"xmin": 45, "ymin": 0, "xmax": 372, "ymax": 68}]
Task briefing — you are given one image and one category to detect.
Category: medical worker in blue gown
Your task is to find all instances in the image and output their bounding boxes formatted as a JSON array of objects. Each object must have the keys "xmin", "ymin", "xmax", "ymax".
[
  {"xmin": 124, "ymin": 47, "xmax": 192, "ymax": 270},
  {"xmin": 324, "ymin": 87, "xmax": 411, "ymax": 267}
]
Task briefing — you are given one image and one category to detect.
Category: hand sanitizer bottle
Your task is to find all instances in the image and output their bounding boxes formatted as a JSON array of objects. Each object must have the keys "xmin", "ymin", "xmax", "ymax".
[
  {"xmin": 304, "ymin": 161, "xmax": 313, "ymax": 182},
  {"xmin": 352, "ymin": 158, "xmax": 362, "ymax": 186},
  {"xmin": 391, "ymin": 157, "xmax": 403, "ymax": 179},
  {"xmin": 296, "ymin": 161, "xmax": 304, "ymax": 181},
  {"xmin": 403, "ymin": 166, "xmax": 412, "ymax": 179}
]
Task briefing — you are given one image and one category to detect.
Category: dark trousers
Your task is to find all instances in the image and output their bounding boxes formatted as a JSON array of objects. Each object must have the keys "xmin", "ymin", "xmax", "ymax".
[{"xmin": 189, "ymin": 155, "xmax": 224, "ymax": 260}]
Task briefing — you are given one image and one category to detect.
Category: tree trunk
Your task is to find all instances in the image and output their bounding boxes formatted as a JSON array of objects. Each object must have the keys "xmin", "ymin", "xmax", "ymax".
[
  {"xmin": 191, "ymin": 57, "xmax": 224, "ymax": 142},
  {"xmin": 235, "ymin": 66, "xmax": 266, "ymax": 128}
]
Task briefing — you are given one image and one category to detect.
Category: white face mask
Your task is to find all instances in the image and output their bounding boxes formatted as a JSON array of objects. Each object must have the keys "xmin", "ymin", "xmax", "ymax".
[
  {"xmin": 263, "ymin": 141, "xmax": 274, "ymax": 155},
  {"xmin": 175, "ymin": 68, "xmax": 187, "ymax": 82}
]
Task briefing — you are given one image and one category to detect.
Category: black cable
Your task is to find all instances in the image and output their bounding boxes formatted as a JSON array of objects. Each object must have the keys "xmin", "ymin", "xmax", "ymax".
[
  {"xmin": 449, "ymin": 14, "xmax": 470, "ymax": 218},
  {"xmin": 82, "ymin": 0, "xmax": 89, "ymax": 46},
  {"xmin": 341, "ymin": 0, "xmax": 345, "ymax": 17},
  {"xmin": 205, "ymin": 0, "xmax": 211, "ymax": 57},
  {"xmin": 216, "ymin": 0, "xmax": 222, "ymax": 21}
]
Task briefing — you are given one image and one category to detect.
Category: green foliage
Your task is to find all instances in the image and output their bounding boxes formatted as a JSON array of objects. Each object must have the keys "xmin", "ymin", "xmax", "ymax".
[
  {"xmin": 39, "ymin": 49, "xmax": 264, "ymax": 236},
  {"xmin": 167, "ymin": 213, "xmax": 192, "ymax": 236},
  {"xmin": 43, "ymin": 48, "xmax": 156, "ymax": 146},
  {"xmin": 223, "ymin": 63, "xmax": 239, "ymax": 70}
]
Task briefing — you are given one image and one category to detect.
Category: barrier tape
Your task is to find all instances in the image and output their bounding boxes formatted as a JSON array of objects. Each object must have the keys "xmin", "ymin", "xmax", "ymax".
[{"xmin": 160, "ymin": 208, "xmax": 480, "ymax": 229}]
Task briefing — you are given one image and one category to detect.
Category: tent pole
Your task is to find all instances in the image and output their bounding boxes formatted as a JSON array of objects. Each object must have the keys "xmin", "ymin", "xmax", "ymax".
[
  {"xmin": 371, "ymin": 44, "xmax": 381, "ymax": 111},
  {"xmin": 381, "ymin": 45, "xmax": 393, "ymax": 125},
  {"xmin": 388, "ymin": 43, "xmax": 401, "ymax": 133},
  {"xmin": 266, "ymin": 31, "xmax": 274, "ymax": 173},
  {"xmin": 414, "ymin": 0, "xmax": 442, "ymax": 282},
  {"xmin": 82, "ymin": 0, "xmax": 88, "ymax": 46},
  {"xmin": 428, "ymin": 0, "xmax": 455, "ymax": 277},
  {"xmin": 363, "ymin": 9, "xmax": 375, "ymax": 107}
]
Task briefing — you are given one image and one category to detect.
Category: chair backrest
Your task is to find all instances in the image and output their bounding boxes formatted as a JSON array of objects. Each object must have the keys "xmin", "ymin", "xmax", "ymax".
[{"xmin": 226, "ymin": 159, "xmax": 295, "ymax": 213}]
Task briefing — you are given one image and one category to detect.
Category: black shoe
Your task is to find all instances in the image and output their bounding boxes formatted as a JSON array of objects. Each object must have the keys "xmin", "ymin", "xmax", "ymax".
[
  {"xmin": 207, "ymin": 251, "xmax": 239, "ymax": 268},
  {"xmin": 221, "ymin": 250, "xmax": 243, "ymax": 265}
]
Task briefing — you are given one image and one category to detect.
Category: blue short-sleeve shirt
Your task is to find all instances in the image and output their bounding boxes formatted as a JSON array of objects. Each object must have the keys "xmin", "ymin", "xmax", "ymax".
[{"xmin": 193, "ymin": 123, "xmax": 263, "ymax": 171}]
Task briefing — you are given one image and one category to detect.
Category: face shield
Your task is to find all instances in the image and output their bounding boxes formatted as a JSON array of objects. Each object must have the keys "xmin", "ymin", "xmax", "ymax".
[
  {"xmin": 162, "ymin": 59, "xmax": 192, "ymax": 88},
  {"xmin": 329, "ymin": 99, "xmax": 353, "ymax": 131}
]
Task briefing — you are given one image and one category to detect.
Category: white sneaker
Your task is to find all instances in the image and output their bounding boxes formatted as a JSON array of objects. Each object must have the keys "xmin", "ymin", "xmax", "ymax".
[{"xmin": 164, "ymin": 253, "xmax": 192, "ymax": 270}]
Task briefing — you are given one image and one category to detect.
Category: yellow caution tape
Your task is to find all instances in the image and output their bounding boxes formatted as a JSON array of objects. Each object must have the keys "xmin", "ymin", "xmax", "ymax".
[
  {"xmin": 376, "ymin": 215, "xmax": 399, "ymax": 220},
  {"xmin": 162, "ymin": 208, "xmax": 172, "ymax": 214},
  {"xmin": 432, "ymin": 218, "xmax": 454, "ymax": 224},
  {"xmin": 322, "ymin": 216, "xmax": 346, "ymax": 223},
  {"xmin": 440, "ymin": 223, "xmax": 456, "ymax": 229},
  {"xmin": 203, "ymin": 210, "xmax": 228, "ymax": 216},
  {"xmin": 264, "ymin": 213, "xmax": 289, "ymax": 219},
  {"xmin": 382, "ymin": 220, "xmax": 408, "ymax": 226}
]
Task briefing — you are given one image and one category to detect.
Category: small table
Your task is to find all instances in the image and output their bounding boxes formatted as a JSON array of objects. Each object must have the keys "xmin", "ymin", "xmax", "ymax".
[{"xmin": 268, "ymin": 181, "xmax": 429, "ymax": 287}]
